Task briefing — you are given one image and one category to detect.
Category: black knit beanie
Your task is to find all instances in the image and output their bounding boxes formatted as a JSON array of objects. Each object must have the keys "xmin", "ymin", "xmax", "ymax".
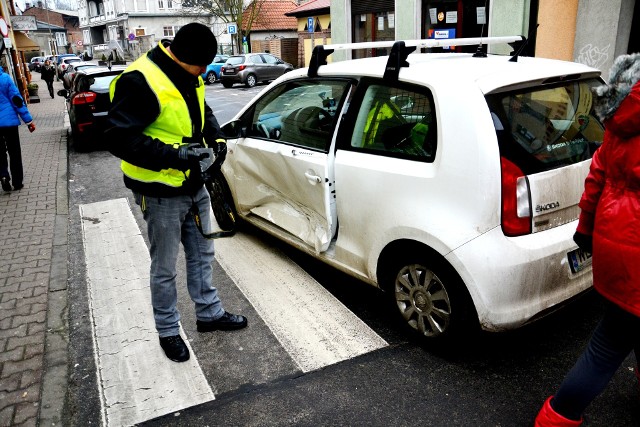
[{"xmin": 171, "ymin": 23, "xmax": 217, "ymax": 66}]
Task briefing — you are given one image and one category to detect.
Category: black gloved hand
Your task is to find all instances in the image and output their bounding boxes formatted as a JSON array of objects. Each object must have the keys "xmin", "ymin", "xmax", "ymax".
[
  {"xmin": 210, "ymin": 138, "xmax": 227, "ymax": 172},
  {"xmin": 178, "ymin": 142, "xmax": 209, "ymax": 169},
  {"xmin": 573, "ymin": 231, "xmax": 593, "ymax": 253}
]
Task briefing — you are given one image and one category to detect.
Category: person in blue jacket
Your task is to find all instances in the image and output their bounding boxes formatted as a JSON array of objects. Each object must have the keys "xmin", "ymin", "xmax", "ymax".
[{"xmin": 0, "ymin": 67, "xmax": 36, "ymax": 192}]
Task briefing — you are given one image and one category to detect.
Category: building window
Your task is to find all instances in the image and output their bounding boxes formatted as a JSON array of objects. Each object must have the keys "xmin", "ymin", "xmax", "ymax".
[
  {"xmin": 163, "ymin": 26, "xmax": 174, "ymax": 37},
  {"xmin": 158, "ymin": 0, "xmax": 164, "ymax": 8},
  {"xmin": 135, "ymin": 28, "xmax": 146, "ymax": 37},
  {"xmin": 55, "ymin": 32, "xmax": 67, "ymax": 47},
  {"xmin": 352, "ymin": 11, "xmax": 395, "ymax": 58},
  {"xmin": 83, "ymin": 29, "xmax": 92, "ymax": 45},
  {"xmin": 136, "ymin": 0, "xmax": 147, "ymax": 12}
]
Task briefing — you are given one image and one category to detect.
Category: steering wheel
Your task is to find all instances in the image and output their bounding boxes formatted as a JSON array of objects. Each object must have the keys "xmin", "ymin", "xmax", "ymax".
[{"xmin": 296, "ymin": 106, "xmax": 332, "ymax": 129}]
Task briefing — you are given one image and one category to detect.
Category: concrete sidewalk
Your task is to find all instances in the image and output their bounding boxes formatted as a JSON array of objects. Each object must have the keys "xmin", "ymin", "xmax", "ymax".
[{"xmin": 0, "ymin": 75, "xmax": 69, "ymax": 426}]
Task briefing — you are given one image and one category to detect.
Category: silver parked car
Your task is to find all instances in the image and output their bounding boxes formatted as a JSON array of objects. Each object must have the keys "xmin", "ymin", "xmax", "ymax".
[{"xmin": 220, "ymin": 53, "xmax": 293, "ymax": 88}]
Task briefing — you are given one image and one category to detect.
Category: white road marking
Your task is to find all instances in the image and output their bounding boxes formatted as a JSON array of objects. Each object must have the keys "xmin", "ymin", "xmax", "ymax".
[
  {"xmin": 215, "ymin": 232, "xmax": 388, "ymax": 373},
  {"xmin": 80, "ymin": 198, "xmax": 214, "ymax": 427}
]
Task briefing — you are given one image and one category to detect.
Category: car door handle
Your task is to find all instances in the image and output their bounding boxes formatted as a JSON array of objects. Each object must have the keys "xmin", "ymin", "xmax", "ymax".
[{"xmin": 304, "ymin": 171, "xmax": 322, "ymax": 184}]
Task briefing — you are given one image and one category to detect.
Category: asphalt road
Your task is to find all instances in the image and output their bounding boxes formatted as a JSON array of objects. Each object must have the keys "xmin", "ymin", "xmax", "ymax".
[{"xmin": 64, "ymin": 82, "xmax": 639, "ymax": 427}]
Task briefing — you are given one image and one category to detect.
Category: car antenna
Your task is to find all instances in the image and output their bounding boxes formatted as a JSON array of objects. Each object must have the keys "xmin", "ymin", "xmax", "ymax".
[
  {"xmin": 473, "ymin": 0, "xmax": 489, "ymax": 57},
  {"xmin": 509, "ymin": 23, "xmax": 538, "ymax": 62}
]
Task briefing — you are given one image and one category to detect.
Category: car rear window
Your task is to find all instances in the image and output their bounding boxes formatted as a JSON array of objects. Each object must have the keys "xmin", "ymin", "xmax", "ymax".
[
  {"xmin": 76, "ymin": 74, "xmax": 120, "ymax": 92},
  {"xmin": 486, "ymin": 78, "xmax": 604, "ymax": 174},
  {"xmin": 227, "ymin": 56, "xmax": 245, "ymax": 65}
]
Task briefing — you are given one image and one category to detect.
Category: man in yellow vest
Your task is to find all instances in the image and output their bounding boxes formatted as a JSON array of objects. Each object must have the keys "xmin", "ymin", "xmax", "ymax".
[{"xmin": 106, "ymin": 23, "xmax": 247, "ymax": 363}]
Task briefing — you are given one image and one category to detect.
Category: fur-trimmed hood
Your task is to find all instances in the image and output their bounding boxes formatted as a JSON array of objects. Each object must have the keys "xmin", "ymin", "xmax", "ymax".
[{"xmin": 592, "ymin": 53, "xmax": 640, "ymax": 121}]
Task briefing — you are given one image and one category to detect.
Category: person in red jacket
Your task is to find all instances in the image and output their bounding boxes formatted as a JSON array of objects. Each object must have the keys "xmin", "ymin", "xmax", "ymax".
[{"xmin": 534, "ymin": 53, "xmax": 640, "ymax": 426}]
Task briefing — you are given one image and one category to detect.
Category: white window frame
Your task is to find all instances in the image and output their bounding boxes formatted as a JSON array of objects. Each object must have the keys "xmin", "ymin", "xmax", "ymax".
[
  {"xmin": 55, "ymin": 32, "xmax": 67, "ymax": 47},
  {"xmin": 83, "ymin": 29, "xmax": 92, "ymax": 45}
]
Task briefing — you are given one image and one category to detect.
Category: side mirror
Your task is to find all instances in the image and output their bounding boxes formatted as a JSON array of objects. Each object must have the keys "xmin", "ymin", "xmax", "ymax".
[
  {"xmin": 221, "ymin": 119, "xmax": 245, "ymax": 138},
  {"xmin": 57, "ymin": 89, "xmax": 69, "ymax": 99}
]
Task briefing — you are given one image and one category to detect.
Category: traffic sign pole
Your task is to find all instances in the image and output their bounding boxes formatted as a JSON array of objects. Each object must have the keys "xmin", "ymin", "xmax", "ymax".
[{"xmin": 308, "ymin": 17, "xmax": 314, "ymax": 50}]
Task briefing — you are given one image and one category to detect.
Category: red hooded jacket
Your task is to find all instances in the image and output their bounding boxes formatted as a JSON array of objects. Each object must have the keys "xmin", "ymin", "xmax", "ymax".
[{"xmin": 577, "ymin": 80, "xmax": 640, "ymax": 317}]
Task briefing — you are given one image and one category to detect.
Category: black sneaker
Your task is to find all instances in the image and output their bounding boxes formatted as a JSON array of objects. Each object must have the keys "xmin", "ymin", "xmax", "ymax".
[
  {"xmin": 159, "ymin": 335, "xmax": 190, "ymax": 362},
  {"xmin": 12, "ymin": 183, "xmax": 23, "ymax": 191},
  {"xmin": 197, "ymin": 312, "xmax": 248, "ymax": 332},
  {"xmin": 1, "ymin": 177, "xmax": 10, "ymax": 192}
]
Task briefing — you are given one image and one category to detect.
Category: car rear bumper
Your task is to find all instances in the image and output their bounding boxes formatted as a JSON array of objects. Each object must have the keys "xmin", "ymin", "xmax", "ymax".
[
  {"xmin": 220, "ymin": 71, "xmax": 247, "ymax": 84},
  {"xmin": 447, "ymin": 220, "xmax": 593, "ymax": 332}
]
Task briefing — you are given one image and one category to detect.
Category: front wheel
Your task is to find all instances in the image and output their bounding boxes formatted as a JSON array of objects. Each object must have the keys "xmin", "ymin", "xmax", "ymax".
[
  {"xmin": 205, "ymin": 71, "xmax": 217, "ymax": 84},
  {"xmin": 385, "ymin": 254, "xmax": 478, "ymax": 344},
  {"xmin": 245, "ymin": 74, "xmax": 257, "ymax": 88}
]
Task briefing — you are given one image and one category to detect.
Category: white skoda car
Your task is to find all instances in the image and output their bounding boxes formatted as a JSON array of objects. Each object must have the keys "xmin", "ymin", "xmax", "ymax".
[{"xmin": 219, "ymin": 36, "xmax": 602, "ymax": 344}]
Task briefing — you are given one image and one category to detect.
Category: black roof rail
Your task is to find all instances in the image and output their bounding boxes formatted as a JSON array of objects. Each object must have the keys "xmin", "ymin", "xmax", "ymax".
[
  {"xmin": 383, "ymin": 41, "xmax": 416, "ymax": 81},
  {"xmin": 307, "ymin": 36, "xmax": 525, "ymax": 79},
  {"xmin": 308, "ymin": 45, "xmax": 334, "ymax": 78}
]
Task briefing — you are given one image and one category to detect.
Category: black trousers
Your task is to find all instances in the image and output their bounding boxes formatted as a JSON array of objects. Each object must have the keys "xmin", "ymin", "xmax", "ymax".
[
  {"xmin": 0, "ymin": 126, "xmax": 23, "ymax": 186},
  {"xmin": 45, "ymin": 80, "xmax": 54, "ymax": 97}
]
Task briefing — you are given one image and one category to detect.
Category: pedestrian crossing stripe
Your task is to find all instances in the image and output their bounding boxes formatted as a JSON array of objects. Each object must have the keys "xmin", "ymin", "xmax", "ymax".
[
  {"xmin": 80, "ymin": 198, "xmax": 214, "ymax": 427},
  {"xmin": 80, "ymin": 197, "xmax": 388, "ymax": 425}
]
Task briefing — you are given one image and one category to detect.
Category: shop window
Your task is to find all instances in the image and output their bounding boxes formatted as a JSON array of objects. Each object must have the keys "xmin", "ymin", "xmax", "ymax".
[
  {"xmin": 352, "ymin": 11, "xmax": 395, "ymax": 59},
  {"xmin": 422, "ymin": 0, "xmax": 489, "ymax": 53}
]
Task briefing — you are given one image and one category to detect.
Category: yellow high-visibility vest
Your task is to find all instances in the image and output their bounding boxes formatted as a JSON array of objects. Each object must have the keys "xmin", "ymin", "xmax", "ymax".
[{"xmin": 110, "ymin": 43, "xmax": 206, "ymax": 187}]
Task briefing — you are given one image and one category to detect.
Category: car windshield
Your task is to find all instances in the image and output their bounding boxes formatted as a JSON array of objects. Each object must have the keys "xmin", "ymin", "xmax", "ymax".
[
  {"xmin": 486, "ymin": 78, "xmax": 605, "ymax": 174},
  {"xmin": 227, "ymin": 57, "xmax": 244, "ymax": 65}
]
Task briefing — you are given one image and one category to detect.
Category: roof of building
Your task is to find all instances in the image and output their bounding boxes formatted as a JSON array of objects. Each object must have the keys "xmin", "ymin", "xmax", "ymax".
[
  {"xmin": 242, "ymin": 0, "xmax": 298, "ymax": 31},
  {"xmin": 285, "ymin": 0, "xmax": 330, "ymax": 17}
]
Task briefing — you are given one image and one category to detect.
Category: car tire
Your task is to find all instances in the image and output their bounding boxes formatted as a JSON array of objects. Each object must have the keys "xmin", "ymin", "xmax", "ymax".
[
  {"xmin": 222, "ymin": 81, "xmax": 234, "ymax": 88},
  {"xmin": 205, "ymin": 71, "xmax": 217, "ymax": 85},
  {"xmin": 381, "ymin": 247, "xmax": 478, "ymax": 345},
  {"xmin": 245, "ymin": 74, "xmax": 257, "ymax": 88}
]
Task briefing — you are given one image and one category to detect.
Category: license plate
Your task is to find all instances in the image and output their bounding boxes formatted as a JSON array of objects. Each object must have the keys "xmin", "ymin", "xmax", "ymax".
[
  {"xmin": 568, "ymin": 247, "xmax": 592, "ymax": 274},
  {"xmin": 224, "ymin": 69, "xmax": 235, "ymax": 74}
]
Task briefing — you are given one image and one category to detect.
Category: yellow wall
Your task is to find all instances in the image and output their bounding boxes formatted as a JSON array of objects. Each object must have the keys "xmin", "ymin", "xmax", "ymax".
[
  {"xmin": 297, "ymin": 14, "xmax": 332, "ymax": 66},
  {"xmin": 535, "ymin": 0, "xmax": 578, "ymax": 60}
]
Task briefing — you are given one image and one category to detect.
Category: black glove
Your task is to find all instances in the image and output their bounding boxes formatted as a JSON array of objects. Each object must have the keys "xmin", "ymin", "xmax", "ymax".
[
  {"xmin": 573, "ymin": 231, "xmax": 593, "ymax": 253},
  {"xmin": 178, "ymin": 142, "xmax": 209, "ymax": 165},
  {"xmin": 211, "ymin": 138, "xmax": 227, "ymax": 171}
]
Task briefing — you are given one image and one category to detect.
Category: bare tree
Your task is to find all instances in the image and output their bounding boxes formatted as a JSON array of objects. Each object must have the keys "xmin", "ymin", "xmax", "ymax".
[{"xmin": 176, "ymin": 0, "xmax": 265, "ymax": 50}]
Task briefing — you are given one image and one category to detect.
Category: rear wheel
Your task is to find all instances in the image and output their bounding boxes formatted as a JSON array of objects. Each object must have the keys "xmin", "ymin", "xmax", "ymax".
[
  {"xmin": 205, "ymin": 71, "xmax": 217, "ymax": 84},
  {"xmin": 245, "ymin": 74, "xmax": 257, "ymax": 88},
  {"xmin": 381, "ymin": 248, "xmax": 478, "ymax": 345}
]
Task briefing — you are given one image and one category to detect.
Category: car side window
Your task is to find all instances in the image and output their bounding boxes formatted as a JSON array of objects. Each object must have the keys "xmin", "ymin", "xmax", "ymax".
[
  {"xmin": 246, "ymin": 79, "xmax": 351, "ymax": 151},
  {"xmin": 261, "ymin": 54, "xmax": 278, "ymax": 65},
  {"xmin": 250, "ymin": 56, "xmax": 264, "ymax": 64},
  {"xmin": 349, "ymin": 82, "xmax": 437, "ymax": 161}
]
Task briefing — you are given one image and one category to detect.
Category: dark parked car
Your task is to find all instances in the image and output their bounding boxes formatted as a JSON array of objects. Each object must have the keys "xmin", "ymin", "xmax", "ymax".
[
  {"xmin": 62, "ymin": 61, "xmax": 99, "ymax": 90},
  {"xmin": 220, "ymin": 53, "xmax": 293, "ymax": 88},
  {"xmin": 201, "ymin": 54, "xmax": 229, "ymax": 84},
  {"xmin": 58, "ymin": 66, "xmax": 127, "ymax": 151},
  {"xmin": 28, "ymin": 56, "xmax": 44, "ymax": 72}
]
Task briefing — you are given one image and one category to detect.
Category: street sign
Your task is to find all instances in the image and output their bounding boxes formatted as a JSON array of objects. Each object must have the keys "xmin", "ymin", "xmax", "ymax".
[
  {"xmin": 227, "ymin": 23, "xmax": 237, "ymax": 35},
  {"xmin": 128, "ymin": 33, "xmax": 135, "ymax": 41},
  {"xmin": 307, "ymin": 17, "xmax": 314, "ymax": 33},
  {"xmin": 76, "ymin": 40, "xmax": 83, "ymax": 46}
]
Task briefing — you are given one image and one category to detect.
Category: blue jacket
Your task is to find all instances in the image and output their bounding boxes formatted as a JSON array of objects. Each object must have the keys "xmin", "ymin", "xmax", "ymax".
[{"xmin": 0, "ymin": 69, "xmax": 32, "ymax": 128}]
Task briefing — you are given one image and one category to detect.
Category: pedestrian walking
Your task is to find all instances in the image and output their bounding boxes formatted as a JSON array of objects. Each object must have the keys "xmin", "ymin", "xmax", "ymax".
[
  {"xmin": 0, "ymin": 67, "xmax": 36, "ymax": 192},
  {"xmin": 40, "ymin": 59, "xmax": 55, "ymax": 98},
  {"xmin": 106, "ymin": 22, "xmax": 247, "ymax": 363},
  {"xmin": 534, "ymin": 53, "xmax": 640, "ymax": 426}
]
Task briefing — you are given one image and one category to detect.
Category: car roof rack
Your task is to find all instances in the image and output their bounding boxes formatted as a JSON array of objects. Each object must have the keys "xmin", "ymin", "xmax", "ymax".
[{"xmin": 308, "ymin": 35, "xmax": 526, "ymax": 80}]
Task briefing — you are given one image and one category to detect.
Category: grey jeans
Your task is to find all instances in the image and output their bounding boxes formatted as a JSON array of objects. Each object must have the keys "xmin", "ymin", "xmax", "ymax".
[{"xmin": 135, "ymin": 187, "xmax": 224, "ymax": 337}]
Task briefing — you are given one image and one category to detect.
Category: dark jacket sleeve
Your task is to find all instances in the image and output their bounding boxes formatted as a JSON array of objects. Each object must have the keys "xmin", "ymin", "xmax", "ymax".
[
  {"xmin": 106, "ymin": 71, "xmax": 188, "ymax": 171},
  {"xmin": 202, "ymin": 101, "xmax": 225, "ymax": 144}
]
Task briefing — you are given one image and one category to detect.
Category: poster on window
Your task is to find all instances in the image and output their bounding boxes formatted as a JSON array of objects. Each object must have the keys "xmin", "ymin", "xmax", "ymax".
[
  {"xmin": 446, "ymin": 11, "xmax": 458, "ymax": 23},
  {"xmin": 429, "ymin": 8, "xmax": 437, "ymax": 24},
  {"xmin": 427, "ymin": 28, "xmax": 456, "ymax": 50},
  {"xmin": 477, "ymin": 7, "xmax": 486, "ymax": 25},
  {"xmin": 378, "ymin": 16, "xmax": 384, "ymax": 31},
  {"xmin": 388, "ymin": 13, "xmax": 395, "ymax": 29}
]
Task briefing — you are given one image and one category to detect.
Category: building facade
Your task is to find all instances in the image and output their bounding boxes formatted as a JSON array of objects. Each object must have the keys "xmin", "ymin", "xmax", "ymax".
[
  {"xmin": 285, "ymin": 0, "xmax": 330, "ymax": 68},
  {"xmin": 330, "ymin": 0, "xmax": 638, "ymax": 79},
  {"xmin": 76, "ymin": 0, "xmax": 228, "ymax": 60}
]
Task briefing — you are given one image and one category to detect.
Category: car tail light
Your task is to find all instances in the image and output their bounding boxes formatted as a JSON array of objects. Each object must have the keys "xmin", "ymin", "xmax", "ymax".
[
  {"xmin": 237, "ymin": 65, "xmax": 246, "ymax": 71},
  {"xmin": 72, "ymin": 92, "xmax": 97, "ymax": 105},
  {"xmin": 221, "ymin": 66, "xmax": 226, "ymax": 72},
  {"xmin": 500, "ymin": 157, "xmax": 531, "ymax": 236}
]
